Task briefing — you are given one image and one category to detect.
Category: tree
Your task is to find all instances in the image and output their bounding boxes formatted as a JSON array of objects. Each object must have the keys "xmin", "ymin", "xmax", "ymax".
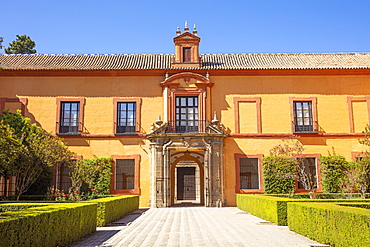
[
  {"xmin": 262, "ymin": 156, "xmax": 296, "ymax": 194},
  {"xmin": 357, "ymin": 125, "xmax": 370, "ymax": 197},
  {"xmin": 0, "ymin": 121, "xmax": 22, "ymax": 197},
  {"xmin": 4, "ymin": 35, "xmax": 36, "ymax": 54},
  {"xmin": 68, "ymin": 157, "xmax": 113, "ymax": 196},
  {"xmin": 320, "ymin": 154, "xmax": 348, "ymax": 193},
  {"xmin": 264, "ymin": 136, "xmax": 318, "ymax": 198},
  {"xmin": 0, "ymin": 110, "xmax": 74, "ymax": 200}
]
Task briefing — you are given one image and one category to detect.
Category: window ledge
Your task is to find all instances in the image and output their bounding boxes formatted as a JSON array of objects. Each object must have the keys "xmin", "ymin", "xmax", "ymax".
[
  {"xmin": 56, "ymin": 132, "xmax": 81, "ymax": 136},
  {"xmin": 114, "ymin": 133, "xmax": 139, "ymax": 136},
  {"xmin": 238, "ymin": 189, "xmax": 264, "ymax": 194},
  {"xmin": 293, "ymin": 131, "xmax": 318, "ymax": 134}
]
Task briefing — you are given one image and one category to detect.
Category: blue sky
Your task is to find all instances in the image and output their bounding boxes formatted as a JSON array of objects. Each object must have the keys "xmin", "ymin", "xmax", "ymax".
[{"xmin": 2, "ymin": 0, "xmax": 370, "ymax": 55}]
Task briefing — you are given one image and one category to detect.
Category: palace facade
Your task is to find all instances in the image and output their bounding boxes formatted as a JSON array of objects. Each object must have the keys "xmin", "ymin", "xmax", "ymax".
[{"xmin": 1, "ymin": 26, "xmax": 370, "ymax": 207}]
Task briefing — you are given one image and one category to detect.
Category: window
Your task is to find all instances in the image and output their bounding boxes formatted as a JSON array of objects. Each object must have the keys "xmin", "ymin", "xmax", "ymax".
[
  {"xmin": 176, "ymin": 96, "xmax": 199, "ymax": 132},
  {"xmin": 112, "ymin": 154, "xmax": 141, "ymax": 194},
  {"xmin": 297, "ymin": 158, "xmax": 318, "ymax": 189},
  {"xmin": 290, "ymin": 97, "xmax": 317, "ymax": 134},
  {"xmin": 113, "ymin": 98, "xmax": 141, "ymax": 135},
  {"xmin": 54, "ymin": 163, "xmax": 72, "ymax": 192},
  {"xmin": 240, "ymin": 158, "xmax": 259, "ymax": 189},
  {"xmin": 235, "ymin": 153, "xmax": 263, "ymax": 193},
  {"xmin": 117, "ymin": 102, "xmax": 136, "ymax": 134},
  {"xmin": 116, "ymin": 159, "xmax": 135, "ymax": 190},
  {"xmin": 0, "ymin": 176, "xmax": 16, "ymax": 197},
  {"xmin": 183, "ymin": 47, "xmax": 191, "ymax": 62},
  {"xmin": 56, "ymin": 98, "xmax": 84, "ymax": 135},
  {"xmin": 59, "ymin": 102, "xmax": 80, "ymax": 134},
  {"xmin": 293, "ymin": 101, "xmax": 313, "ymax": 132}
]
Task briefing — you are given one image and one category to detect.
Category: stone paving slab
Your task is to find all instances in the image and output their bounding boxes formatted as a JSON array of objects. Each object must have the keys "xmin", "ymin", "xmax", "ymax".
[{"xmin": 70, "ymin": 207, "xmax": 325, "ymax": 247}]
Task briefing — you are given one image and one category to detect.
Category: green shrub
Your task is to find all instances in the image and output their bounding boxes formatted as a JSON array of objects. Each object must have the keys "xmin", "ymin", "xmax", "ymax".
[
  {"xmin": 0, "ymin": 202, "xmax": 97, "ymax": 247},
  {"xmin": 81, "ymin": 157, "xmax": 113, "ymax": 195},
  {"xmin": 262, "ymin": 156, "xmax": 296, "ymax": 194},
  {"xmin": 320, "ymin": 155, "xmax": 348, "ymax": 193},
  {"xmin": 288, "ymin": 202, "xmax": 370, "ymax": 247},
  {"xmin": 88, "ymin": 195, "xmax": 139, "ymax": 226},
  {"xmin": 237, "ymin": 194, "xmax": 370, "ymax": 225}
]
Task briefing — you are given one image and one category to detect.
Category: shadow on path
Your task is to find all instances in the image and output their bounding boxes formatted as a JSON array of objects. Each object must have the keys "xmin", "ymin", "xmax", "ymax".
[
  {"xmin": 105, "ymin": 208, "xmax": 149, "ymax": 227},
  {"xmin": 171, "ymin": 202, "xmax": 204, "ymax": 207},
  {"xmin": 69, "ymin": 208, "xmax": 149, "ymax": 247}
]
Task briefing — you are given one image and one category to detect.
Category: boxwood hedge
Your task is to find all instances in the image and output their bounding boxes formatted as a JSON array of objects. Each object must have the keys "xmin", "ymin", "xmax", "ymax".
[
  {"xmin": 87, "ymin": 195, "xmax": 139, "ymax": 226},
  {"xmin": 0, "ymin": 203, "xmax": 97, "ymax": 247},
  {"xmin": 237, "ymin": 194, "xmax": 370, "ymax": 225},
  {"xmin": 0, "ymin": 195, "xmax": 140, "ymax": 246},
  {"xmin": 288, "ymin": 202, "xmax": 370, "ymax": 247}
]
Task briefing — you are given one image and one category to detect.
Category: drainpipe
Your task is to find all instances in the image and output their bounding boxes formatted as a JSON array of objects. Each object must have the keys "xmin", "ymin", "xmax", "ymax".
[
  {"xmin": 202, "ymin": 139, "xmax": 212, "ymax": 207},
  {"xmin": 162, "ymin": 140, "xmax": 173, "ymax": 207},
  {"xmin": 220, "ymin": 140, "xmax": 225, "ymax": 207},
  {"xmin": 150, "ymin": 142, "xmax": 157, "ymax": 207}
]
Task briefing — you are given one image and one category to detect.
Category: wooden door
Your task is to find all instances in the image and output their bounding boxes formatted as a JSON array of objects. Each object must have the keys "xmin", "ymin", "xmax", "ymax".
[{"xmin": 177, "ymin": 167, "xmax": 196, "ymax": 200}]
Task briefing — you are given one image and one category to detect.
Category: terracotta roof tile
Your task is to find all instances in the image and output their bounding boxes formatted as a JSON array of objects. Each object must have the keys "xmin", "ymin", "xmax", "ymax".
[{"xmin": 1, "ymin": 53, "xmax": 370, "ymax": 71}]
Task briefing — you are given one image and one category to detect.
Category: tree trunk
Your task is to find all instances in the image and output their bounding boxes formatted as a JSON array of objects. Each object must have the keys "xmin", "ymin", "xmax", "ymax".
[{"xmin": 309, "ymin": 190, "xmax": 314, "ymax": 199}]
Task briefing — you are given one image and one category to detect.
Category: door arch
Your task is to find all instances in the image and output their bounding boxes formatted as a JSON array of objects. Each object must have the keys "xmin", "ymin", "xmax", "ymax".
[{"xmin": 170, "ymin": 151, "xmax": 204, "ymax": 205}]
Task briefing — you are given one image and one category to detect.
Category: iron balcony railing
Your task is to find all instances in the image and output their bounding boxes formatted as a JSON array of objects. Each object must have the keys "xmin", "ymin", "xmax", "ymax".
[
  {"xmin": 114, "ymin": 122, "xmax": 142, "ymax": 135},
  {"xmin": 292, "ymin": 121, "xmax": 318, "ymax": 133},
  {"xmin": 56, "ymin": 122, "xmax": 83, "ymax": 135},
  {"xmin": 166, "ymin": 120, "xmax": 207, "ymax": 133}
]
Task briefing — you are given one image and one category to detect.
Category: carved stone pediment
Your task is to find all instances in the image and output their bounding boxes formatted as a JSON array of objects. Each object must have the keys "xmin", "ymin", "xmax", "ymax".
[
  {"xmin": 147, "ymin": 121, "xmax": 227, "ymax": 138},
  {"xmin": 160, "ymin": 72, "xmax": 213, "ymax": 90}
]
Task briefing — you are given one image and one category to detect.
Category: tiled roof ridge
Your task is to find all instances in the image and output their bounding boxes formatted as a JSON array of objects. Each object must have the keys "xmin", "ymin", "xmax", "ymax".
[
  {"xmin": 2, "ymin": 52, "xmax": 370, "ymax": 71},
  {"xmin": 2, "ymin": 52, "xmax": 370, "ymax": 56},
  {"xmin": 0, "ymin": 53, "xmax": 174, "ymax": 56}
]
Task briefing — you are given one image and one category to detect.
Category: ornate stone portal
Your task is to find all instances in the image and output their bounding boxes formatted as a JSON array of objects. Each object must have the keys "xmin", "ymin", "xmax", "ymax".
[{"xmin": 147, "ymin": 123, "xmax": 227, "ymax": 207}]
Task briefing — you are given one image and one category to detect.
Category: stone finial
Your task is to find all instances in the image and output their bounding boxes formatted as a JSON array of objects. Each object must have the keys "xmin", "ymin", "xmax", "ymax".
[
  {"xmin": 211, "ymin": 111, "xmax": 220, "ymax": 126},
  {"xmin": 176, "ymin": 27, "xmax": 181, "ymax": 36},
  {"xmin": 193, "ymin": 24, "xmax": 198, "ymax": 36},
  {"xmin": 155, "ymin": 116, "xmax": 163, "ymax": 126},
  {"xmin": 184, "ymin": 21, "xmax": 189, "ymax": 32}
]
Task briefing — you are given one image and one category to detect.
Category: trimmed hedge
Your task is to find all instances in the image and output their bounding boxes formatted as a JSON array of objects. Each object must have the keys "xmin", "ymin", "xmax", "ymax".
[
  {"xmin": 87, "ymin": 195, "xmax": 139, "ymax": 226},
  {"xmin": 237, "ymin": 194, "xmax": 292, "ymax": 225},
  {"xmin": 0, "ymin": 195, "xmax": 140, "ymax": 227},
  {"xmin": 237, "ymin": 194, "xmax": 370, "ymax": 225},
  {"xmin": 0, "ymin": 203, "xmax": 48, "ymax": 212},
  {"xmin": 288, "ymin": 202, "xmax": 370, "ymax": 247},
  {"xmin": 266, "ymin": 193, "xmax": 370, "ymax": 199},
  {"xmin": 0, "ymin": 202, "xmax": 97, "ymax": 247}
]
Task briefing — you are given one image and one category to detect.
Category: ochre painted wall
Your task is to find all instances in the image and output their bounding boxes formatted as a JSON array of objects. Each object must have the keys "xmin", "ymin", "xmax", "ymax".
[{"xmin": 1, "ymin": 73, "xmax": 370, "ymax": 207}]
